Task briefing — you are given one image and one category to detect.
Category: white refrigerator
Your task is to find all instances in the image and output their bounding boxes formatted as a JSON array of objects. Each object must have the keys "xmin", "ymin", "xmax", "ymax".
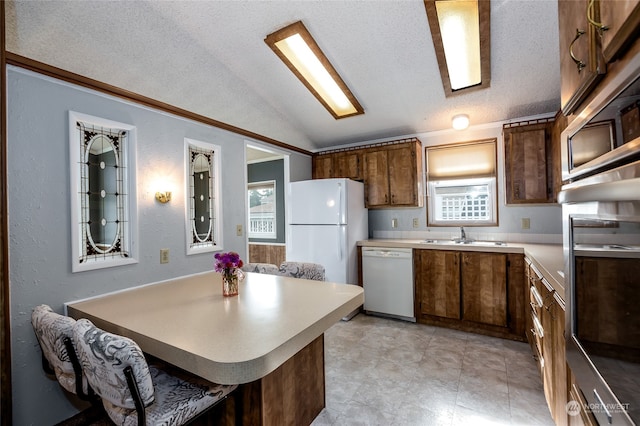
[{"xmin": 286, "ymin": 178, "xmax": 368, "ymax": 285}]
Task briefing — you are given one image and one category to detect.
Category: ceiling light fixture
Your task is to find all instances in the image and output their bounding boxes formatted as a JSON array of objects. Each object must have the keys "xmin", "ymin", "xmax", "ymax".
[
  {"xmin": 424, "ymin": 0, "xmax": 490, "ymax": 96},
  {"xmin": 265, "ymin": 21, "xmax": 364, "ymax": 119},
  {"xmin": 452, "ymin": 114, "xmax": 470, "ymax": 130}
]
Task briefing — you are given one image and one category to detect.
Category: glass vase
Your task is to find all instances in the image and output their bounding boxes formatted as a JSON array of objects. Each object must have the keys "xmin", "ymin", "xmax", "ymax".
[{"xmin": 222, "ymin": 273, "xmax": 239, "ymax": 297}]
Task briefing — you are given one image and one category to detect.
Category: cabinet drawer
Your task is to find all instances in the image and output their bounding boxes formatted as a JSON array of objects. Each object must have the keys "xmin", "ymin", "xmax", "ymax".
[{"xmin": 530, "ymin": 285, "xmax": 544, "ymax": 317}]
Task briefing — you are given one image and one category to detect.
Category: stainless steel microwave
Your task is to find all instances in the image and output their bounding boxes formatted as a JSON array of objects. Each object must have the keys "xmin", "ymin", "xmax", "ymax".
[{"xmin": 561, "ymin": 53, "xmax": 640, "ymax": 182}]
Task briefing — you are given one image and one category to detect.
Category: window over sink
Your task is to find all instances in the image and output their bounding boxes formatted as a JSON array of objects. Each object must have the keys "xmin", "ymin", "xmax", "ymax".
[{"xmin": 426, "ymin": 138, "xmax": 497, "ymax": 226}]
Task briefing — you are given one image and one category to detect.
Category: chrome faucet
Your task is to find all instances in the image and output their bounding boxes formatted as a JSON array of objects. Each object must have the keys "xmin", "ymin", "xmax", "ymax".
[{"xmin": 460, "ymin": 227, "xmax": 466, "ymax": 241}]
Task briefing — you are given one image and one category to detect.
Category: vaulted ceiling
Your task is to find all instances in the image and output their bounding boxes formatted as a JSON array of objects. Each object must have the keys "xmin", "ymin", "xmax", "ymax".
[{"xmin": 5, "ymin": 0, "xmax": 561, "ymax": 152}]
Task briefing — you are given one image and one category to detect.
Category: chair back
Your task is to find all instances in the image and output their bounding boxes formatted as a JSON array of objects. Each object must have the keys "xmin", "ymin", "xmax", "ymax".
[
  {"xmin": 278, "ymin": 262, "xmax": 326, "ymax": 281},
  {"xmin": 241, "ymin": 262, "xmax": 280, "ymax": 275},
  {"xmin": 31, "ymin": 304, "xmax": 85, "ymax": 395},
  {"xmin": 73, "ymin": 318, "xmax": 155, "ymax": 410}
]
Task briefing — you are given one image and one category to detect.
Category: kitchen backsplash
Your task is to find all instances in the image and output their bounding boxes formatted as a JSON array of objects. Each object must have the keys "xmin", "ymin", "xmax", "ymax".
[{"xmin": 371, "ymin": 229, "xmax": 562, "ymax": 244}]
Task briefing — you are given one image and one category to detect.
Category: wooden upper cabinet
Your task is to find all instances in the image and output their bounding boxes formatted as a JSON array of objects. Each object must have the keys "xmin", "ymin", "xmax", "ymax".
[
  {"xmin": 461, "ymin": 252, "xmax": 508, "ymax": 327},
  {"xmin": 599, "ymin": 0, "xmax": 640, "ymax": 62},
  {"xmin": 313, "ymin": 138, "xmax": 423, "ymax": 208},
  {"xmin": 312, "ymin": 155, "xmax": 333, "ymax": 179},
  {"xmin": 363, "ymin": 149, "xmax": 390, "ymax": 207},
  {"xmin": 504, "ymin": 120, "xmax": 558, "ymax": 204},
  {"xmin": 387, "ymin": 142, "xmax": 422, "ymax": 207},
  {"xmin": 333, "ymin": 151, "xmax": 361, "ymax": 180},
  {"xmin": 558, "ymin": 0, "xmax": 606, "ymax": 115},
  {"xmin": 363, "ymin": 140, "xmax": 423, "ymax": 208},
  {"xmin": 415, "ymin": 250, "xmax": 461, "ymax": 320}
]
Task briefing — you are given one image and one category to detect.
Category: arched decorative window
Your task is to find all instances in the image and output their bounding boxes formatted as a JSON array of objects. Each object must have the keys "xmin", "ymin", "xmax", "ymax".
[
  {"xmin": 69, "ymin": 111, "xmax": 138, "ymax": 272},
  {"xmin": 185, "ymin": 138, "xmax": 222, "ymax": 255}
]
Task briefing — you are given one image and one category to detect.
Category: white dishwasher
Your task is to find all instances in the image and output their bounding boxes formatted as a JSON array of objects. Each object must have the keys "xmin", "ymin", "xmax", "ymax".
[{"xmin": 362, "ymin": 247, "xmax": 415, "ymax": 322}]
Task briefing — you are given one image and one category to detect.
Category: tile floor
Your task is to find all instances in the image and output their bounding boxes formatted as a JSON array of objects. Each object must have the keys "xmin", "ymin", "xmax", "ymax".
[{"xmin": 312, "ymin": 314, "xmax": 555, "ymax": 426}]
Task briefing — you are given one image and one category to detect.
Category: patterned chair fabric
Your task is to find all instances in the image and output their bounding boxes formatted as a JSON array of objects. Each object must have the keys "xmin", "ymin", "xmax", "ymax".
[
  {"xmin": 278, "ymin": 261, "xmax": 326, "ymax": 281},
  {"xmin": 31, "ymin": 304, "xmax": 88, "ymax": 395},
  {"xmin": 73, "ymin": 318, "xmax": 237, "ymax": 426},
  {"xmin": 241, "ymin": 262, "xmax": 280, "ymax": 275}
]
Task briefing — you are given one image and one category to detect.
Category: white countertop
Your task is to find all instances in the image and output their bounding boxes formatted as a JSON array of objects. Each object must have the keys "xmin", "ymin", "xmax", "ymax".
[
  {"xmin": 66, "ymin": 271, "xmax": 363, "ymax": 385},
  {"xmin": 358, "ymin": 239, "xmax": 565, "ymax": 298}
]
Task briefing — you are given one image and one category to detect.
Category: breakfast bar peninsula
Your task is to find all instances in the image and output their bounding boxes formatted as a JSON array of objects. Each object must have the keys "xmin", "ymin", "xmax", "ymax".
[{"xmin": 66, "ymin": 271, "xmax": 364, "ymax": 425}]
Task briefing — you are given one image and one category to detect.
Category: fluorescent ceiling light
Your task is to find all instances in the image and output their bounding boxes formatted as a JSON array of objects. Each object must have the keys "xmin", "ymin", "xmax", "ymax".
[
  {"xmin": 265, "ymin": 21, "xmax": 364, "ymax": 119},
  {"xmin": 425, "ymin": 0, "xmax": 490, "ymax": 96}
]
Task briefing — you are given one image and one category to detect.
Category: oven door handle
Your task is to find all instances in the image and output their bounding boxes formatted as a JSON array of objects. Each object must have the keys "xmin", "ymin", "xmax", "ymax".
[{"xmin": 559, "ymin": 177, "xmax": 640, "ymax": 203}]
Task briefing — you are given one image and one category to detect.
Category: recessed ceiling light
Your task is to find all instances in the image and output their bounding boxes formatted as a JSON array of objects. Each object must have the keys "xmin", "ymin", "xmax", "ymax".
[
  {"xmin": 452, "ymin": 114, "xmax": 470, "ymax": 130},
  {"xmin": 265, "ymin": 21, "xmax": 364, "ymax": 119}
]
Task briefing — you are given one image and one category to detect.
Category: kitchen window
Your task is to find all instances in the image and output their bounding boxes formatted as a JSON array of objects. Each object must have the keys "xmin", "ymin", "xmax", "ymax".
[{"xmin": 426, "ymin": 139, "xmax": 497, "ymax": 226}]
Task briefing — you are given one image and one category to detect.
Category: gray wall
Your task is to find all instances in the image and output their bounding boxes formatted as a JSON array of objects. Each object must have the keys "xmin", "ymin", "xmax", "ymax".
[
  {"xmin": 248, "ymin": 159, "xmax": 285, "ymax": 244},
  {"xmin": 7, "ymin": 66, "xmax": 310, "ymax": 425}
]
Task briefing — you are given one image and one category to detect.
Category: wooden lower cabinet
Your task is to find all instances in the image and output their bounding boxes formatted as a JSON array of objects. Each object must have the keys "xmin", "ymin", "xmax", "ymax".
[
  {"xmin": 414, "ymin": 250, "xmax": 525, "ymax": 340},
  {"xmin": 567, "ymin": 367, "xmax": 598, "ymax": 426},
  {"xmin": 415, "ymin": 250, "xmax": 460, "ymax": 319},
  {"xmin": 526, "ymin": 260, "xmax": 568, "ymax": 426},
  {"xmin": 461, "ymin": 252, "xmax": 507, "ymax": 327}
]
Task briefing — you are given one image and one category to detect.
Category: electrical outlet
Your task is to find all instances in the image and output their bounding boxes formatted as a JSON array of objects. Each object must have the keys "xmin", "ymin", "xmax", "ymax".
[
  {"xmin": 236, "ymin": 224, "xmax": 243, "ymax": 236},
  {"xmin": 391, "ymin": 218, "xmax": 398, "ymax": 228},
  {"xmin": 160, "ymin": 248, "xmax": 169, "ymax": 264},
  {"xmin": 412, "ymin": 218, "xmax": 419, "ymax": 228},
  {"xmin": 521, "ymin": 218, "xmax": 531, "ymax": 230}
]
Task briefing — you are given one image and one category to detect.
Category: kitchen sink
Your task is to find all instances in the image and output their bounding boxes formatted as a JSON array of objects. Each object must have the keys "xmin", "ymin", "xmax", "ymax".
[{"xmin": 420, "ymin": 239, "xmax": 507, "ymax": 247}]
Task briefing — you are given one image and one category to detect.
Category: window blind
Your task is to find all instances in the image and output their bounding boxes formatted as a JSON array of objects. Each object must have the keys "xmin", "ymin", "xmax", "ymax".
[{"xmin": 427, "ymin": 138, "xmax": 497, "ymax": 180}]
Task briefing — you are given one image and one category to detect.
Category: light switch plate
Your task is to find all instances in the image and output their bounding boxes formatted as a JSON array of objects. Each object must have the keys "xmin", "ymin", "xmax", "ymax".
[
  {"xmin": 391, "ymin": 218, "xmax": 398, "ymax": 228},
  {"xmin": 521, "ymin": 218, "xmax": 531, "ymax": 229},
  {"xmin": 236, "ymin": 224, "xmax": 243, "ymax": 236},
  {"xmin": 160, "ymin": 248, "xmax": 169, "ymax": 264}
]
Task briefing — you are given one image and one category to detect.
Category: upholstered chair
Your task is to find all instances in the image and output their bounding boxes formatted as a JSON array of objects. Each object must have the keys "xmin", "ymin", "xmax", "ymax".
[
  {"xmin": 241, "ymin": 262, "xmax": 280, "ymax": 275},
  {"xmin": 278, "ymin": 261, "xmax": 326, "ymax": 281},
  {"xmin": 73, "ymin": 318, "xmax": 237, "ymax": 426},
  {"xmin": 31, "ymin": 304, "xmax": 93, "ymax": 400}
]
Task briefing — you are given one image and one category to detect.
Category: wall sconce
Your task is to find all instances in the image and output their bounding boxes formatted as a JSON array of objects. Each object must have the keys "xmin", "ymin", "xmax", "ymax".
[
  {"xmin": 155, "ymin": 191, "xmax": 172, "ymax": 203},
  {"xmin": 452, "ymin": 114, "xmax": 470, "ymax": 130}
]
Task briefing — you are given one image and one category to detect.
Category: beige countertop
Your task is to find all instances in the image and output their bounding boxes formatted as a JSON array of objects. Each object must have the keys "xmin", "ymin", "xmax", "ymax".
[
  {"xmin": 358, "ymin": 239, "xmax": 565, "ymax": 298},
  {"xmin": 66, "ymin": 271, "xmax": 363, "ymax": 385}
]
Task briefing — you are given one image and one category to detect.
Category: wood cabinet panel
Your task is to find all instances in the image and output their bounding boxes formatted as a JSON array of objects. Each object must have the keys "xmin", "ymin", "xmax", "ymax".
[
  {"xmin": 415, "ymin": 250, "xmax": 524, "ymax": 341},
  {"xmin": 461, "ymin": 252, "xmax": 507, "ymax": 327},
  {"xmin": 415, "ymin": 250, "xmax": 460, "ymax": 319},
  {"xmin": 312, "ymin": 155, "xmax": 333, "ymax": 179},
  {"xmin": 504, "ymin": 120, "xmax": 559, "ymax": 204},
  {"xmin": 568, "ymin": 368, "xmax": 598, "ymax": 426},
  {"xmin": 599, "ymin": 0, "xmax": 640, "ymax": 62},
  {"xmin": 239, "ymin": 334, "xmax": 325, "ymax": 426},
  {"xmin": 388, "ymin": 143, "xmax": 420, "ymax": 206},
  {"xmin": 249, "ymin": 244, "xmax": 285, "ymax": 266},
  {"xmin": 333, "ymin": 151, "xmax": 361, "ymax": 180},
  {"xmin": 509, "ymin": 129, "xmax": 548, "ymax": 202},
  {"xmin": 558, "ymin": 0, "xmax": 606, "ymax": 115},
  {"xmin": 313, "ymin": 139, "xmax": 422, "ymax": 208},
  {"xmin": 363, "ymin": 149, "xmax": 390, "ymax": 207}
]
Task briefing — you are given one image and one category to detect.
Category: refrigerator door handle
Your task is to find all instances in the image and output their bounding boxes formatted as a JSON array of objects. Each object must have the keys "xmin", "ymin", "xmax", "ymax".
[
  {"xmin": 337, "ymin": 182, "xmax": 343, "ymax": 225},
  {"xmin": 338, "ymin": 226, "xmax": 344, "ymax": 261}
]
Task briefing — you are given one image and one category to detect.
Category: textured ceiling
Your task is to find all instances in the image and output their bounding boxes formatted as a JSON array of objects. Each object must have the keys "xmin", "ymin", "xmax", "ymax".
[{"xmin": 5, "ymin": 0, "xmax": 561, "ymax": 152}]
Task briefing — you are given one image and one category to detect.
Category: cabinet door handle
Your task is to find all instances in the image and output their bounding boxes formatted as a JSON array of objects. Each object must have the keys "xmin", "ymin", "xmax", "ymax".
[
  {"xmin": 570, "ymin": 29, "xmax": 587, "ymax": 73},
  {"xmin": 587, "ymin": 0, "xmax": 608, "ymax": 33}
]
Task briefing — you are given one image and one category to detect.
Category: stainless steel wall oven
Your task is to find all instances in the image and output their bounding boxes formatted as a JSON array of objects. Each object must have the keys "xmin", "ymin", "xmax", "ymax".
[{"xmin": 560, "ymin": 54, "xmax": 640, "ymax": 426}]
